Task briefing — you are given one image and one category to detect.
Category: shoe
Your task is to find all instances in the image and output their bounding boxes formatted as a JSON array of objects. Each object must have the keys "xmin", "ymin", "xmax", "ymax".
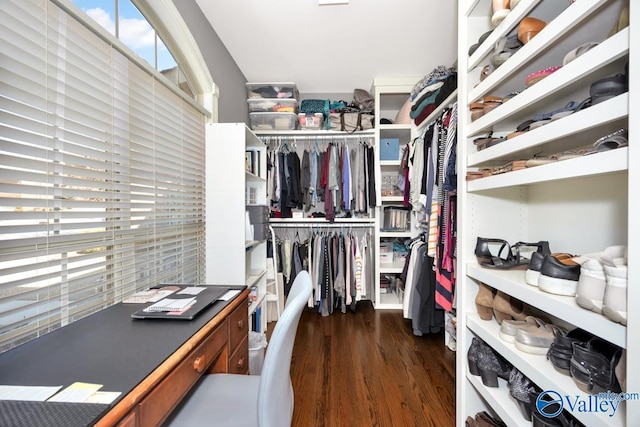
[
  {"xmin": 527, "ymin": 252, "xmax": 573, "ymax": 286},
  {"xmin": 616, "ymin": 349, "xmax": 626, "ymax": 392},
  {"xmin": 518, "ymin": 17, "xmax": 546, "ymax": 44},
  {"xmin": 491, "ymin": 0, "xmax": 511, "ymax": 27},
  {"xmin": 532, "ymin": 101, "xmax": 579, "ymax": 122},
  {"xmin": 469, "ymin": 30, "xmax": 494, "ymax": 56},
  {"xmin": 500, "ymin": 316, "xmax": 544, "ymax": 343},
  {"xmin": 602, "ymin": 245, "xmax": 628, "ymax": 325},
  {"xmin": 471, "ymin": 102, "xmax": 484, "ymax": 122},
  {"xmin": 475, "ymin": 237, "xmax": 548, "ymax": 270},
  {"xmin": 573, "ymin": 253, "xmax": 606, "ymax": 313},
  {"xmin": 538, "ymin": 255, "xmax": 580, "ymax": 296},
  {"xmin": 492, "ymin": 291, "xmax": 531, "ymax": 325},
  {"xmin": 466, "ymin": 416, "xmax": 478, "ymax": 427},
  {"xmin": 508, "ymin": 368, "xmax": 536, "ymax": 421},
  {"xmin": 475, "ymin": 282, "xmax": 496, "ymax": 320},
  {"xmin": 607, "ymin": 5, "xmax": 629, "ymax": 38},
  {"xmin": 467, "ymin": 337, "xmax": 483, "ymax": 376},
  {"xmin": 515, "ymin": 322, "xmax": 564, "ymax": 355},
  {"xmin": 590, "ymin": 74, "xmax": 627, "ymax": 105},
  {"xmin": 563, "ymin": 42, "xmax": 599, "ymax": 66},
  {"xmin": 525, "ymin": 66, "xmax": 562, "ymax": 87},
  {"xmin": 475, "ymin": 411, "xmax": 507, "ymax": 427},
  {"xmin": 571, "ymin": 337, "xmax": 622, "ymax": 394},
  {"xmin": 482, "ymin": 95, "xmax": 502, "ymax": 115},
  {"xmin": 477, "ymin": 342, "xmax": 512, "ymax": 387},
  {"xmin": 547, "ymin": 328, "xmax": 593, "ymax": 375}
]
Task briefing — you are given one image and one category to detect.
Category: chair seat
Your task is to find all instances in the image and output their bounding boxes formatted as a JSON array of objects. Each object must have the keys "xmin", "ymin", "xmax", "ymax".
[{"xmin": 164, "ymin": 374, "xmax": 260, "ymax": 427}]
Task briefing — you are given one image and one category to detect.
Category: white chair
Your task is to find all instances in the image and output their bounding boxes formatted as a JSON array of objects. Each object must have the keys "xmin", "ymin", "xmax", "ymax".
[{"xmin": 163, "ymin": 270, "xmax": 312, "ymax": 427}]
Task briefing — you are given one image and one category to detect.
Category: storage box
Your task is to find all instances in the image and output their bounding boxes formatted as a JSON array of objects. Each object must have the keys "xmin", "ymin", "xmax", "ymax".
[
  {"xmin": 380, "ymin": 138, "xmax": 401, "ymax": 160},
  {"xmin": 382, "ymin": 206, "xmax": 410, "ymax": 231},
  {"xmin": 247, "ymin": 98, "xmax": 298, "ymax": 113},
  {"xmin": 249, "ymin": 112, "xmax": 297, "ymax": 131},
  {"xmin": 380, "ymin": 252, "xmax": 394, "ymax": 264},
  {"xmin": 298, "ymin": 113, "xmax": 324, "ymax": 130},
  {"xmin": 246, "ymin": 82, "xmax": 299, "ymax": 100}
]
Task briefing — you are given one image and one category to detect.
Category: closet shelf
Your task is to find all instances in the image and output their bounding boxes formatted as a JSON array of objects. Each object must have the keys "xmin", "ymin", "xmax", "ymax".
[
  {"xmin": 467, "ymin": 375, "xmax": 529, "ymax": 427},
  {"xmin": 254, "ymin": 129, "xmax": 375, "ymax": 138},
  {"xmin": 246, "ymin": 170, "xmax": 266, "ymax": 182},
  {"xmin": 381, "ymin": 196, "xmax": 404, "ymax": 202},
  {"xmin": 380, "ymin": 160, "xmax": 401, "ymax": 167},
  {"xmin": 269, "ymin": 218, "xmax": 375, "ymax": 224},
  {"xmin": 467, "ymin": 264, "xmax": 627, "ymax": 348},
  {"xmin": 380, "ymin": 262, "xmax": 405, "ymax": 274},
  {"xmin": 415, "ymin": 90, "xmax": 458, "ymax": 133},
  {"xmin": 469, "ymin": 0, "xmax": 605, "ymax": 97},
  {"xmin": 245, "ymin": 240, "xmax": 264, "ymax": 251},
  {"xmin": 468, "ymin": 27, "xmax": 629, "ymax": 136},
  {"xmin": 467, "ymin": 147, "xmax": 627, "ymax": 192},
  {"xmin": 380, "ymin": 231, "xmax": 413, "ymax": 238},
  {"xmin": 467, "ymin": 93, "xmax": 628, "ymax": 167},
  {"xmin": 379, "ymin": 124, "xmax": 412, "ymax": 131},
  {"xmin": 468, "ymin": 314, "xmax": 625, "ymax": 427},
  {"xmin": 246, "ymin": 269, "xmax": 267, "ymax": 288}
]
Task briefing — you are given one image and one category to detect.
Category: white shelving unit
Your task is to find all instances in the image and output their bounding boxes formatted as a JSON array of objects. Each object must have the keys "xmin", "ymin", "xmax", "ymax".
[
  {"xmin": 206, "ymin": 123, "xmax": 269, "ymax": 333},
  {"xmin": 457, "ymin": 1, "xmax": 636, "ymax": 426},
  {"xmin": 371, "ymin": 78, "xmax": 421, "ymax": 309}
]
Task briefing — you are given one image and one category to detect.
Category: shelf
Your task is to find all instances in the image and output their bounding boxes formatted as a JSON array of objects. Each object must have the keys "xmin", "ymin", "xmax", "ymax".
[
  {"xmin": 245, "ymin": 170, "xmax": 265, "ymax": 182},
  {"xmin": 468, "ymin": 26, "xmax": 629, "ymax": 136},
  {"xmin": 380, "ymin": 262, "xmax": 405, "ymax": 274},
  {"xmin": 380, "ymin": 160, "xmax": 401, "ymax": 167},
  {"xmin": 254, "ymin": 129, "xmax": 375, "ymax": 138},
  {"xmin": 467, "ymin": 93, "xmax": 629, "ymax": 167},
  {"xmin": 381, "ymin": 196, "xmax": 404, "ymax": 202},
  {"xmin": 468, "ymin": 314, "xmax": 625, "ymax": 427},
  {"xmin": 415, "ymin": 90, "xmax": 458, "ymax": 132},
  {"xmin": 380, "ymin": 231, "xmax": 412, "ymax": 238},
  {"xmin": 467, "ymin": 374, "xmax": 529, "ymax": 427},
  {"xmin": 379, "ymin": 123, "xmax": 412, "ymax": 131},
  {"xmin": 245, "ymin": 240, "xmax": 265, "ymax": 251},
  {"xmin": 466, "ymin": 264, "xmax": 627, "ymax": 348},
  {"xmin": 248, "ymin": 291, "xmax": 267, "ymax": 316},
  {"xmin": 269, "ymin": 218, "xmax": 375, "ymax": 224},
  {"xmin": 467, "ymin": 147, "xmax": 628, "ymax": 192},
  {"xmin": 246, "ymin": 269, "xmax": 267, "ymax": 288}
]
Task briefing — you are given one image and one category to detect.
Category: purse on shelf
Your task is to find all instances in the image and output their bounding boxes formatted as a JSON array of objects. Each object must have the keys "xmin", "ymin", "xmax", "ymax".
[{"xmin": 329, "ymin": 110, "xmax": 374, "ymax": 132}]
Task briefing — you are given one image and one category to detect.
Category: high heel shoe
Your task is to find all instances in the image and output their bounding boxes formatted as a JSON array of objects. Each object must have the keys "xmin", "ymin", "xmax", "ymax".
[
  {"xmin": 508, "ymin": 368, "xmax": 537, "ymax": 421},
  {"xmin": 475, "ymin": 282, "xmax": 495, "ymax": 320},
  {"xmin": 477, "ymin": 343, "xmax": 512, "ymax": 387},
  {"xmin": 467, "ymin": 337, "xmax": 482, "ymax": 376}
]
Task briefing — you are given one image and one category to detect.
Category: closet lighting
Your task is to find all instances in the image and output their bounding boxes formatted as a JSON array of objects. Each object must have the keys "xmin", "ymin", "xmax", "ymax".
[{"xmin": 318, "ymin": 0, "xmax": 349, "ymax": 5}]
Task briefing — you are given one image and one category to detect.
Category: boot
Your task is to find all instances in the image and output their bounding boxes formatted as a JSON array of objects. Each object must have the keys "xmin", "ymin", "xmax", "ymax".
[
  {"xmin": 475, "ymin": 282, "xmax": 495, "ymax": 320},
  {"xmin": 492, "ymin": 291, "xmax": 531, "ymax": 324}
]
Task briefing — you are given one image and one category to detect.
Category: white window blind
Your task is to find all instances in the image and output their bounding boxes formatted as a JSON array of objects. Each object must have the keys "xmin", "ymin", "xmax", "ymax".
[{"xmin": 0, "ymin": 0, "xmax": 205, "ymax": 352}]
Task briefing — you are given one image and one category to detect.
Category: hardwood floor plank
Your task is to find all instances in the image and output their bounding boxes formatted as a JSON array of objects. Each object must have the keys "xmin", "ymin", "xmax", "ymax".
[{"xmin": 283, "ymin": 301, "xmax": 456, "ymax": 427}]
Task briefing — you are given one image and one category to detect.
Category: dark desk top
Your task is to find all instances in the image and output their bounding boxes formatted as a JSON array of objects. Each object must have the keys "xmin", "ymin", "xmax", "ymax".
[{"xmin": 0, "ymin": 285, "xmax": 246, "ymax": 426}]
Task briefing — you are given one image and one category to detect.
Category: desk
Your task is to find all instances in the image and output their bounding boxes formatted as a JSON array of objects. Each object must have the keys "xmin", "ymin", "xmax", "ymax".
[{"xmin": 0, "ymin": 286, "xmax": 249, "ymax": 427}]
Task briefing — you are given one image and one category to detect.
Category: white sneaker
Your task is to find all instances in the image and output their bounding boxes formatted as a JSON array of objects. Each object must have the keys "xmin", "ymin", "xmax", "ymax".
[
  {"xmin": 602, "ymin": 245, "xmax": 628, "ymax": 325},
  {"xmin": 574, "ymin": 253, "xmax": 606, "ymax": 313}
]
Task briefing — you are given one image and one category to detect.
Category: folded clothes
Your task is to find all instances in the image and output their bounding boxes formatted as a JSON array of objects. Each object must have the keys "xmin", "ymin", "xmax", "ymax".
[
  {"xmin": 411, "ymin": 82, "xmax": 444, "ymax": 109},
  {"xmin": 410, "ymin": 88, "xmax": 441, "ymax": 119},
  {"xmin": 410, "ymin": 66, "xmax": 456, "ymax": 101}
]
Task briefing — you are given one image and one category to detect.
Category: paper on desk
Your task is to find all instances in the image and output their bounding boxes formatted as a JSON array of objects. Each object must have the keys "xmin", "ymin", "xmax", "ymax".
[
  {"xmin": 0, "ymin": 385, "xmax": 62, "ymax": 401},
  {"xmin": 48, "ymin": 382, "xmax": 102, "ymax": 403},
  {"xmin": 177, "ymin": 286, "xmax": 206, "ymax": 295},
  {"xmin": 219, "ymin": 289, "xmax": 241, "ymax": 301},
  {"xmin": 85, "ymin": 391, "xmax": 121, "ymax": 404}
]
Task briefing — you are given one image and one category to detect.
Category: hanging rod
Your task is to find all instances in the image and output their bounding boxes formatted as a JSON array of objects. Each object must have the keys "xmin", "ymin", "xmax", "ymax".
[{"xmin": 269, "ymin": 221, "xmax": 374, "ymax": 228}]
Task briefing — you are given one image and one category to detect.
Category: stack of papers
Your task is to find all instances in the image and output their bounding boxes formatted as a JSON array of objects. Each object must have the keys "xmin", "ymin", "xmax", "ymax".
[{"xmin": 144, "ymin": 297, "xmax": 196, "ymax": 313}]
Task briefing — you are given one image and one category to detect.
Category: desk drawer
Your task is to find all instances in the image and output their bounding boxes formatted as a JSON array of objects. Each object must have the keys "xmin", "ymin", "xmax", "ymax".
[
  {"xmin": 229, "ymin": 335, "xmax": 249, "ymax": 374},
  {"xmin": 138, "ymin": 323, "xmax": 227, "ymax": 427},
  {"xmin": 229, "ymin": 302, "xmax": 248, "ymax": 351}
]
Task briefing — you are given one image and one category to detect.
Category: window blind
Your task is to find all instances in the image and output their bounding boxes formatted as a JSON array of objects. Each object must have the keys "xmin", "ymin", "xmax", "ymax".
[{"xmin": 0, "ymin": 0, "xmax": 205, "ymax": 352}]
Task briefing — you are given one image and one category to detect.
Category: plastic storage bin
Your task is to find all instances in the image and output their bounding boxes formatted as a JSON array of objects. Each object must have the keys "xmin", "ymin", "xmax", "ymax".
[
  {"xmin": 249, "ymin": 112, "xmax": 297, "ymax": 131},
  {"xmin": 382, "ymin": 206, "xmax": 410, "ymax": 231},
  {"xmin": 247, "ymin": 98, "xmax": 298, "ymax": 113},
  {"xmin": 248, "ymin": 331, "xmax": 267, "ymax": 375},
  {"xmin": 298, "ymin": 113, "xmax": 324, "ymax": 130},
  {"xmin": 246, "ymin": 82, "xmax": 299, "ymax": 100}
]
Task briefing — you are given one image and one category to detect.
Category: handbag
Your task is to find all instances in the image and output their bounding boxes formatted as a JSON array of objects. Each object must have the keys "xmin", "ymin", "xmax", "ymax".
[{"xmin": 329, "ymin": 111, "xmax": 374, "ymax": 132}]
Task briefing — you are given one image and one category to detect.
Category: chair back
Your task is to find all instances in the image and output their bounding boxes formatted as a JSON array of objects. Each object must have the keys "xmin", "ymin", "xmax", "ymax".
[{"xmin": 257, "ymin": 270, "xmax": 312, "ymax": 427}]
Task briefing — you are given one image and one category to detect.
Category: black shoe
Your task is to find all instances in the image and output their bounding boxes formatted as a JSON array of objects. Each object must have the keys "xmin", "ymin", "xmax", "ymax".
[
  {"xmin": 547, "ymin": 328, "xmax": 593, "ymax": 374},
  {"xmin": 477, "ymin": 343, "xmax": 512, "ymax": 387},
  {"xmin": 571, "ymin": 337, "xmax": 622, "ymax": 394}
]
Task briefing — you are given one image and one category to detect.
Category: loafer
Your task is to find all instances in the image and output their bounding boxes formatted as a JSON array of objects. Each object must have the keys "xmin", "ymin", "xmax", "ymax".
[
  {"xmin": 538, "ymin": 255, "xmax": 580, "ymax": 296},
  {"xmin": 500, "ymin": 316, "xmax": 544, "ymax": 343},
  {"xmin": 515, "ymin": 322, "xmax": 564, "ymax": 355},
  {"xmin": 571, "ymin": 337, "xmax": 622, "ymax": 394},
  {"xmin": 526, "ymin": 253, "xmax": 572, "ymax": 286}
]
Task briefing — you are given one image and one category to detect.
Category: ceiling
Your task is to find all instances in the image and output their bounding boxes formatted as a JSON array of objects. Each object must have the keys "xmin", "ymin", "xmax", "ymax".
[{"xmin": 195, "ymin": 0, "xmax": 458, "ymax": 95}]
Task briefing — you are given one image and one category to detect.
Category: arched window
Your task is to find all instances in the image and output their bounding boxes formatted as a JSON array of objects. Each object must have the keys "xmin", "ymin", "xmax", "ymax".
[{"xmin": 0, "ymin": 0, "xmax": 216, "ymax": 352}]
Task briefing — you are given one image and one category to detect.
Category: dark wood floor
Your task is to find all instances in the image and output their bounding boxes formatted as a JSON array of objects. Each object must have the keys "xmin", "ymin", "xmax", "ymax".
[{"xmin": 276, "ymin": 301, "xmax": 456, "ymax": 427}]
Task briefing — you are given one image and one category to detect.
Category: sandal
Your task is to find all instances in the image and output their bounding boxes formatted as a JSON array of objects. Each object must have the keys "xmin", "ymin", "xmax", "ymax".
[{"xmin": 475, "ymin": 238, "xmax": 549, "ymax": 269}]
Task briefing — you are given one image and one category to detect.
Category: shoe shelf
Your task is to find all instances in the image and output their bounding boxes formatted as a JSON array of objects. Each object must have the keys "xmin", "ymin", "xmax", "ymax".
[
  {"xmin": 467, "ymin": 374, "xmax": 530, "ymax": 427},
  {"xmin": 466, "ymin": 264, "xmax": 627, "ymax": 348},
  {"xmin": 467, "ymin": 146, "xmax": 628, "ymax": 192},
  {"xmin": 468, "ymin": 0, "xmax": 613, "ymax": 101},
  {"xmin": 468, "ymin": 93, "xmax": 628, "ymax": 166},
  {"xmin": 468, "ymin": 26, "xmax": 629, "ymax": 137},
  {"xmin": 466, "ymin": 0, "xmax": 567, "ymax": 71},
  {"xmin": 468, "ymin": 313, "xmax": 626, "ymax": 427}
]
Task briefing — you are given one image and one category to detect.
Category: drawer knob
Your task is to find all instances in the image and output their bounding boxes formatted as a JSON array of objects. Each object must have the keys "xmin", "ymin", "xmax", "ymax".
[
  {"xmin": 237, "ymin": 319, "xmax": 244, "ymax": 329},
  {"xmin": 237, "ymin": 357, "xmax": 245, "ymax": 369},
  {"xmin": 193, "ymin": 356, "xmax": 205, "ymax": 372}
]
